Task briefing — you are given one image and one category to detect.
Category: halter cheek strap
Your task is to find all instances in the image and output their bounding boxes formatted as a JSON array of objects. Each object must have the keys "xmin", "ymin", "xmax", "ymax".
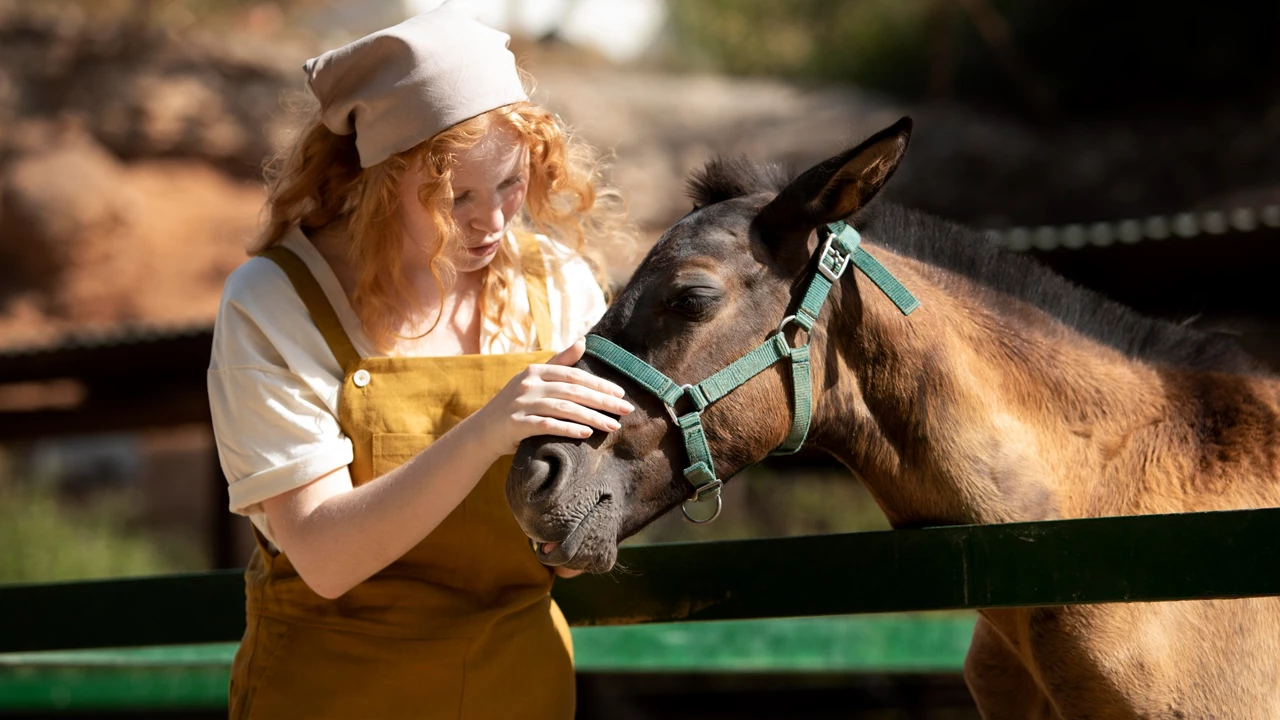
[{"xmin": 584, "ymin": 221, "xmax": 919, "ymax": 524}]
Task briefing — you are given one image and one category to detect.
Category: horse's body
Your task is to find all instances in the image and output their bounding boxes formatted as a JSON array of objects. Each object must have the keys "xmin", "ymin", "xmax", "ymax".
[
  {"xmin": 832, "ymin": 204, "xmax": 1280, "ymax": 718},
  {"xmin": 507, "ymin": 119, "xmax": 1280, "ymax": 718}
]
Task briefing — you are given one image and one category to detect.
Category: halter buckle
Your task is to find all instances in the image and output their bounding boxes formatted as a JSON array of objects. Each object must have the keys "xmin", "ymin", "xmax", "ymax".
[
  {"xmin": 817, "ymin": 231, "xmax": 852, "ymax": 282},
  {"xmin": 682, "ymin": 467, "xmax": 724, "ymax": 525},
  {"xmin": 691, "ymin": 477, "xmax": 723, "ymax": 503}
]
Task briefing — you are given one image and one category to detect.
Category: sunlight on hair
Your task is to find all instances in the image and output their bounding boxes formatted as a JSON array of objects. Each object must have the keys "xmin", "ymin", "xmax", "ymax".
[{"xmin": 249, "ymin": 96, "xmax": 635, "ymax": 352}]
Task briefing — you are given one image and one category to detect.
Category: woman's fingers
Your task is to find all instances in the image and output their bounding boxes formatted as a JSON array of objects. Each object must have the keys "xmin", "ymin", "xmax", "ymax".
[
  {"xmin": 497, "ymin": 340, "xmax": 637, "ymax": 445},
  {"xmin": 524, "ymin": 416, "xmax": 595, "ymax": 440},
  {"xmin": 533, "ymin": 364, "xmax": 627, "ymax": 399},
  {"xmin": 540, "ymin": 382, "xmax": 632, "ymax": 416},
  {"xmin": 523, "ymin": 397, "xmax": 620, "ymax": 434}
]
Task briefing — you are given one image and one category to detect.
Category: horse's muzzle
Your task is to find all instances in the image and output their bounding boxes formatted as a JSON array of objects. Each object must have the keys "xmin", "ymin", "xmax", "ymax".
[{"xmin": 506, "ymin": 438, "xmax": 577, "ymax": 538}]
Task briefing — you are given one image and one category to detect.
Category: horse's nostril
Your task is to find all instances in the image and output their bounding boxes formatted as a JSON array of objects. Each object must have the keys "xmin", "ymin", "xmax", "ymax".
[
  {"xmin": 537, "ymin": 451, "xmax": 561, "ymax": 496},
  {"xmin": 532, "ymin": 445, "xmax": 570, "ymax": 498}
]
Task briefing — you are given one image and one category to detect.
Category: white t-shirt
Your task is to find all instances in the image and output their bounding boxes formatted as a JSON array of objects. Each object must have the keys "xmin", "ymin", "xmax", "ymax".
[{"xmin": 207, "ymin": 226, "xmax": 606, "ymax": 543}]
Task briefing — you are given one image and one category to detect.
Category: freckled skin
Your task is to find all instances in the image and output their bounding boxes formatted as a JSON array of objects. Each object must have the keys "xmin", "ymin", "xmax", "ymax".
[{"xmin": 507, "ymin": 119, "xmax": 1280, "ymax": 718}]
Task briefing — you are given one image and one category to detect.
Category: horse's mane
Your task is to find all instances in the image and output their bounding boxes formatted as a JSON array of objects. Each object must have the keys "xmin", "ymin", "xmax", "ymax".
[
  {"xmin": 687, "ymin": 156, "xmax": 791, "ymax": 208},
  {"xmin": 688, "ymin": 156, "xmax": 1261, "ymax": 374}
]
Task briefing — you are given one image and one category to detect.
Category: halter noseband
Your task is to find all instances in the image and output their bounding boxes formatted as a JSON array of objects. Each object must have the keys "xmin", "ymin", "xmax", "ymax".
[{"xmin": 583, "ymin": 221, "xmax": 920, "ymax": 524}]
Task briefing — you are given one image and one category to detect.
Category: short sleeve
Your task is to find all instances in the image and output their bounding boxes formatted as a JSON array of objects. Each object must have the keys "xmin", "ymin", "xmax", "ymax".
[
  {"xmin": 207, "ymin": 257, "xmax": 354, "ymax": 522},
  {"xmin": 209, "ymin": 366, "xmax": 353, "ymax": 515}
]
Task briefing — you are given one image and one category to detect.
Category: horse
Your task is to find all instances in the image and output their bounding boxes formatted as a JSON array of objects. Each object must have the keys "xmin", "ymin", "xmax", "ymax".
[{"xmin": 506, "ymin": 117, "xmax": 1280, "ymax": 719}]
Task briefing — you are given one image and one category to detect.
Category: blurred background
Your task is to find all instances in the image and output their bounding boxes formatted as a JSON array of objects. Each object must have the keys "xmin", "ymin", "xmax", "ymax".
[{"xmin": 0, "ymin": 0, "xmax": 1277, "ymax": 716}]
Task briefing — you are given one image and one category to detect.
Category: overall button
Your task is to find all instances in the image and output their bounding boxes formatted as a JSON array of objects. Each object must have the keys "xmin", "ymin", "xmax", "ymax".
[{"xmin": 352, "ymin": 369, "xmax": 371, "ymax": 387}]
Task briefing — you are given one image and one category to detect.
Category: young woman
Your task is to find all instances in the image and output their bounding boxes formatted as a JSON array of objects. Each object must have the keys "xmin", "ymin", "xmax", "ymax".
[{"xmin": 207, "ymin": 4, "xmax": 634, "ymax": 717}]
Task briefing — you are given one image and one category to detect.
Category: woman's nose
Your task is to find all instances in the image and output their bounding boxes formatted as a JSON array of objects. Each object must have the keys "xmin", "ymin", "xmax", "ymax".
[{"xmin": 472, "ymin": 199, "xmax": 505, "ymax": 235}]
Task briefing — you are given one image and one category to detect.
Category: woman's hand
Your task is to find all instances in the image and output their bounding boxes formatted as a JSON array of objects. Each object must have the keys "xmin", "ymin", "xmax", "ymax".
[{"xmin": 477, "ymin": 338, "xmax": 633, "ymax": 456}]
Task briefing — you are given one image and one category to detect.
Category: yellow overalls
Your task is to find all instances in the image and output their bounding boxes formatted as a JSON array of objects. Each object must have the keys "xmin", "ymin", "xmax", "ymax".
[{"xmin": 228, "ymin": 235, "xmax": 573, "ymax": 719}]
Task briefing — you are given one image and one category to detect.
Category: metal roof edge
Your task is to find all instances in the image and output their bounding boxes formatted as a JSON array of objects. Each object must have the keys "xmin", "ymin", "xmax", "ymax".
[
  {"xmin": 987, "ymin": 205, "xmax": 1280, "ymax": 252},
  {"xmin": 0, "ymin": 321, "xmax": 214, "ymax": 362}
]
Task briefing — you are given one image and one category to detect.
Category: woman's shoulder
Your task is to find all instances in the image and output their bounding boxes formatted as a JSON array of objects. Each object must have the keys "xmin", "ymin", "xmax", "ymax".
[
  {"xmin": 219, "ymin": 236, "xmax": 320, "ymax": 324},
  {"xmin": 212, "ymin": 252, "xmax": 312, "ymax": 367},
  {"xmin": 221, "ymin": 253, "xmax": 294, "ymax": 309}
]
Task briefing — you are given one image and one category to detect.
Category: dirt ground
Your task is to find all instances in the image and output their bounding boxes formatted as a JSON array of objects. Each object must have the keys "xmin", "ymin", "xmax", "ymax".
[{"xmin": 2, "ymin": 7, "xmax": 1277, "ymax": 350}]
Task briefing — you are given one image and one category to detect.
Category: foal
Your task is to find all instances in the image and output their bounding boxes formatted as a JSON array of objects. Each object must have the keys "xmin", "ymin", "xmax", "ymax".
[{"xmin": 508, "ymin": 118, "xmax": 1280, "ymax": 718}]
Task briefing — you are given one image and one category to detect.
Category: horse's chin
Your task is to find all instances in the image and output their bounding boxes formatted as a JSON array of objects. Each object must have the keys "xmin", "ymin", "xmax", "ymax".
[
  {"xmin": 559, "ymin": 541, "xmax": 619, "ymax": 574},
  {"xmin": 538, "ymin": 533, "xmax": 618, "ymax": 574},
  {"xmin": 531, "ymin": 497, "xmax": 620, "ymax": 573}
]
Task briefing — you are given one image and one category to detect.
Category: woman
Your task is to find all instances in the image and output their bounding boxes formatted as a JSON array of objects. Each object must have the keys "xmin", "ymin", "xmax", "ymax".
[{"xmin": 207, "ymin": 4, "xmax": 634, "ymax": 717}]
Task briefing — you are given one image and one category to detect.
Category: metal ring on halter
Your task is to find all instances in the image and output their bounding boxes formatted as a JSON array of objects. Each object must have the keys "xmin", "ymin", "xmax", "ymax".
[
  {"xmin": 665, "ymin": 384, "xmax": 698, "ymax": 425},
  {"xmin": 681, "ymin": 494, "xmax": 723, "ymax": 525},
  {"xmin": 775, "ymin": 314, "xmax": 813, "ymax": 349}
]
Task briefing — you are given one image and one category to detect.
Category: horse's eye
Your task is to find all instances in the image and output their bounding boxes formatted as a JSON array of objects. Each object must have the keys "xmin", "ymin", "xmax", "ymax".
[{"xmin": 665, "ymin": 288, "xmax": 721, "ymax": 317}]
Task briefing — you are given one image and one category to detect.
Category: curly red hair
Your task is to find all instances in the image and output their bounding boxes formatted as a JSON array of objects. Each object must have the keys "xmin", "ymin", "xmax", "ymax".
[{"xmin": 249, "ymin": 97, "xmax": 633, "ymax": 351}]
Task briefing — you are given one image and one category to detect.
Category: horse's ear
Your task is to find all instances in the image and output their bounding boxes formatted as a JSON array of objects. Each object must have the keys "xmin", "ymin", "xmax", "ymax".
[{"xmin": 759, "ymin": 117, "xmax": 912, "ymax": 256}]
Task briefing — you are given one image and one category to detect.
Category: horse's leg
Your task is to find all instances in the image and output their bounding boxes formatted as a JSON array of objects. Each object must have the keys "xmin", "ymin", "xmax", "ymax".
[
  {"xmin": 1027, "ymin": 600, "xmax": 1280, "ymax": 720},
  {"xmin": 964, "ymin": 614, "xmax": 1059, "ymax": 720}
]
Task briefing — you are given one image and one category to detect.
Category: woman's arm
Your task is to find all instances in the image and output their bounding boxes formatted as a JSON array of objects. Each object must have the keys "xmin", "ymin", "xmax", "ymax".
[{"xmin": 261, "ymin": 339, "xmax": 628, "ymax": 599}]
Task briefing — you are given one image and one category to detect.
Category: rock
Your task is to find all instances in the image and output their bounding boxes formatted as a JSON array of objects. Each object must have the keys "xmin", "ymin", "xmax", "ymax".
[{"xmin": 0, "ymin": 119, "xmax": 140, "ymax": 290}]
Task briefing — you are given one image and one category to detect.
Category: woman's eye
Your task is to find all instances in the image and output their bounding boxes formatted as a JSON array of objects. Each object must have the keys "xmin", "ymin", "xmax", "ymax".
[{"xmin": 452, "ymin": 191, "xmax": 472, "ymax": 206}]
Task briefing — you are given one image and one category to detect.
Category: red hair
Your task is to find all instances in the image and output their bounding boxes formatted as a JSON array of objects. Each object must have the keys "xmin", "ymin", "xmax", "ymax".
[{"xmin": 250, "ymin": 97, "xmax": 633, "ymax": 351}]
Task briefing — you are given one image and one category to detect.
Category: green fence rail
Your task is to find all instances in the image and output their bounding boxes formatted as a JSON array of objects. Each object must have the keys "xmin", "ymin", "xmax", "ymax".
[
  {"xmin": 2, "ymin": 507, "xmax": 1278, "ymax": 654},
  {"xmin": 0, "ymin": 615, "xmax": 977, "ymax": 712},
  {"xmin": 2, "ymin": 507, "xmax": 1279, "ymax": 712}
]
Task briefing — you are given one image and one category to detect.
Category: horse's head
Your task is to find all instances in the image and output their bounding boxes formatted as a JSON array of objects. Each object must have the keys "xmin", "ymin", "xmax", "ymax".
[{"xmin": 507, "ymin": 118, "xmax": 913, "ymax": 572}]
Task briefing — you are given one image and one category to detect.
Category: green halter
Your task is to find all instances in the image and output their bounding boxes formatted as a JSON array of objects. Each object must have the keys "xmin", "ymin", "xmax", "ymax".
[{"xmin": 584, "ymin": 221, "xmax": 919, "ymax": 524}]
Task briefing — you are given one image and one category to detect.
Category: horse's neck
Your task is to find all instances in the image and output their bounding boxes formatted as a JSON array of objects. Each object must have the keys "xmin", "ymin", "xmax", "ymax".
[{"xmin": 806, "ymin": 249, "xmax": 1280, "ymax": 527}]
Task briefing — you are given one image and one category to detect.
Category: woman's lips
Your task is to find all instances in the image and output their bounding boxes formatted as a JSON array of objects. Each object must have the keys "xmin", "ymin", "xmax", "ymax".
[{"xmin": 466, "ymin": 239, "xmax": 501, "ymax": 257}]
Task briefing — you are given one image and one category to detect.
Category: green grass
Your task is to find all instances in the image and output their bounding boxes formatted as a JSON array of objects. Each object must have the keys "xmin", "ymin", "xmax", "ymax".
[
  {"xmin": 628, "ymin": 462, "xmax": 891, "ymax": 546},
  {"xmin": 0, "ymin": 480, "xmax": 200, "ymax": 585}
]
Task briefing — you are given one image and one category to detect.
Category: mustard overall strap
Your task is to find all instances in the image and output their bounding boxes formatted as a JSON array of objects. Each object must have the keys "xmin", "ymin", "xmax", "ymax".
[
  {"xmin": 515, "ymin": 232, "xmax": 555, "ymax": 351},
  {"xmin": 262, "ymin": 239, "xmax": 555, "ymax": 359},
  {"xmin": 260, "ymin": 246, "xmax": 362, "ymax": 374}
]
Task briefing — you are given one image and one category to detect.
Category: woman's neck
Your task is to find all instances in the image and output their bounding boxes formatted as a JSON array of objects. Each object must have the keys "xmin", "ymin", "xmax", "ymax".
[{"xmin": 306, "ymin": 223, "xmax": 487, "ymax": 356}]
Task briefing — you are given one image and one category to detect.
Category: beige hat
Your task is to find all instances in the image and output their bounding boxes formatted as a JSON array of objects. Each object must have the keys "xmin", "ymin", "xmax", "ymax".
[{"xmin": 303, "ymin": 1, "xmax": 528, "ymax": 168}]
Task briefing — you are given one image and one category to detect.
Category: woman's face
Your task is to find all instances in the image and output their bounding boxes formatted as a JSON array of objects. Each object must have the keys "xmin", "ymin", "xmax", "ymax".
[{"xmin": 398, "ymin": 121, "xmax": 530, "ymax": 274}]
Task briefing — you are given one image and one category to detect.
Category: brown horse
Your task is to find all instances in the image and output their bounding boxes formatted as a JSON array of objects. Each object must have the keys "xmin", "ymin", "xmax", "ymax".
[{"xmin": 506, "ymin": 118, "xmax": 1280, "ymax": 719}]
